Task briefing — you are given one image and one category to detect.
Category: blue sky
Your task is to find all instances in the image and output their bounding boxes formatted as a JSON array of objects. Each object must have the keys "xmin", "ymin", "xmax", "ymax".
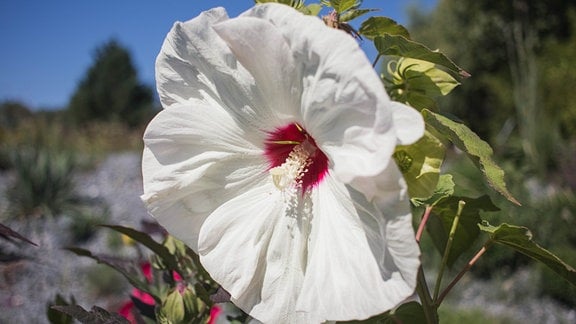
[{"xmin": 0, "ymin": 0, "xmax": 436, "ymax": 110}]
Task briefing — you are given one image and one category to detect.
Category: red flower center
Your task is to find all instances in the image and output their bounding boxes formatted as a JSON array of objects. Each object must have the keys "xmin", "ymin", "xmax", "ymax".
[{"xmin": 264, "ymin": 123, "xmax": 329, "ymax": 192}]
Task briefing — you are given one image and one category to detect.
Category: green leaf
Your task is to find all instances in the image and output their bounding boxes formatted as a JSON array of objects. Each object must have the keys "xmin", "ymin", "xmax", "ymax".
[
  {"xmin": 374, "ymin": 34, "xmax": 470, "ymax": 78},
  {"xmin": 303, "ymin": 3, "xmax": 323, "ymax": 16},
  {"xmin": 386, "ymin": 58, "xmax": 460, "ymax": 111},
  {"xmin": 412, "ymin": 174, "xmax": 455, "ymax": 207},
  {"xmin": 422, "ymin": 110, "xmax": 521, "ymax": 205},
  {"xmin": 101, "ymin": 225, "xmax": 179, "ymax": 271},
  {"xmin": 51, "ymin": 305, "xmax": 130, "ymax": 324},
  {"xmin": 339, "ymin": 8, "xmax": 379, "ymax": 22},
  {"xmin": 387, "ymin": 302, "xmax": 427, "ymax": 324},
  {"xmin": 327, "ymin": 0, "xmax": 360, "ymax": 13},
  {"xmin": 428, "ymin": 196, "xmax": 499, "ymax": 266},
  {"xmin": 479, "ymin": 222, "xmax": 576, "ymax": 287},
  {"xmin": 394, "ymin": 131, "xmax": 446, "ymax": 199},
  {"xmin": 339, "ymin": 301, "xmax": 426, "ymax": 323},
  {"xmin": 359, "ymin": 16, "xmax": 410, "ymax": 39},
  {"xmin": 65, "ymin": 247, "xmax": 160, "ymax": 303}
]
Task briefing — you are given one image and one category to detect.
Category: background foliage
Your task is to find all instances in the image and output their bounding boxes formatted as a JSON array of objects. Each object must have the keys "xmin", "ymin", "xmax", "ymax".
[
  {"xmin": 408, "ymin": 0, "xmax": 576, "ymax": 307},
  {"xmin": 68, "ymin": 39, "xmax": 157, "ymax": 128}
]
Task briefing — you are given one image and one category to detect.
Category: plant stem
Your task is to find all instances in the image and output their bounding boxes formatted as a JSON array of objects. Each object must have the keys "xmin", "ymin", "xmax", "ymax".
[
  {"xmin": 372, "ymin": 54, "xmax": 382, "ymax": 68},
  {"xmin": 416, "ymin": 206, "xmax": 433, "ymax": 243},
  {"xmin": 437, "ymin": 242, "xmax": 491, "ymax": 305},
  {"xmin": 416, "ymin": 267, "xmax": 438, "ymax": 324},
  {"xmin": 433, "ymin": 200, "xmax": 466, "ymax": 302}
]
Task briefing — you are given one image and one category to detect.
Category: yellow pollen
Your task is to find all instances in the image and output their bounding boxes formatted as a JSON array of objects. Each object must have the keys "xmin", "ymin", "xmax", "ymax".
[{"xmin": 270, "ymin": 141, "xmax": 315, "ymax": 191}]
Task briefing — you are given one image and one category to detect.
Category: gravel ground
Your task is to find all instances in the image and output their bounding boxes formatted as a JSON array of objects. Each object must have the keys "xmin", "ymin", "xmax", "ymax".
[
  {"xmin": 0, "ymin": 152, "xmax": 574, "ymax": 323},
  {"xmin": 0, "ymin": 152, "xmax": 151, "ymax": 323}
]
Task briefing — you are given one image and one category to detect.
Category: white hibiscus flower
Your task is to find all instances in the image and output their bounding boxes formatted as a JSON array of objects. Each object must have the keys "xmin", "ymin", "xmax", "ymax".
[{"xmin": 142, "ymin": 3, "xmax": 424, "ymax": 323}]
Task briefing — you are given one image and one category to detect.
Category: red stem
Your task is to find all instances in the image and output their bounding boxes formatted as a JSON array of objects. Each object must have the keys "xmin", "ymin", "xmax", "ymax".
[
  {"xmin": 437, "ymin": 244, "xmax": 490, "ymax": 304},
  {"xmin": 416, "ymin": 206, "xmax": 433, "ymax": 243}
]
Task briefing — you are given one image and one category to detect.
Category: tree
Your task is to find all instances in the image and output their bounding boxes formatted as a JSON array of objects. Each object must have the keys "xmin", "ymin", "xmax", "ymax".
[
  {"xmin": 409, "ymin": 0, "xmax": 576, "ymax": 173},
  {"xmin": 0, "ymin": 100, "xmax": 33, "ymax": 130},
  {"xmin": 68, "ymin": 39, "xmax": 155, "ymax": 127}
]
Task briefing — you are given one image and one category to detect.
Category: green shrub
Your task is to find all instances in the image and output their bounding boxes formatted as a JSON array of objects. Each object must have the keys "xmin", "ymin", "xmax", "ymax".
[{"xmin": 7, "ymin": 147, "xmax": 77, "ymax": 218}]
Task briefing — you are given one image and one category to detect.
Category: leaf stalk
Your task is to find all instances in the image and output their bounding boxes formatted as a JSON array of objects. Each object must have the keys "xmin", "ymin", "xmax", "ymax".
[{"xmin": 433, "ymin": 200, "xmax": 465, "ymax": 302}]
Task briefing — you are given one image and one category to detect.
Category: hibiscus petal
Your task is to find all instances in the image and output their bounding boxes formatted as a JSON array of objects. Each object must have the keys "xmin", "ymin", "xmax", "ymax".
[
  {"xmin": 198, "ymin": 172, "xmax": 419, "ymax": 323},
  {"xmin": 142, "ymin": 103, "xmax": 268, "ymax": 250},
  {"xmin": 390, "ymin": 101, "xmax": 425, "ymax": 145},
  {"xmin": 156, "ymin": 7, "xmax": 278, "ymax": 129},
  {"xmin": 297, "ymin": 175, "xmax": 419, "ymax": 321},
  {"xmin": 240, "ymin": 4, "xmax": 401, "ymax": 184},
  {"xmin": 213, "ymin": 16, "xmax": 301, "ymax": 121},
  {"xmin": 198, "ymin": 183, "xmax": 314, "ymax": 323}
]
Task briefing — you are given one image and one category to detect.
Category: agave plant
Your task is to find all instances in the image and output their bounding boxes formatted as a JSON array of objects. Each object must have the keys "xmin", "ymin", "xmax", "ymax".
[{"xmin": 7, "ymin": 146, "xmax": 77, "ymax": 218}]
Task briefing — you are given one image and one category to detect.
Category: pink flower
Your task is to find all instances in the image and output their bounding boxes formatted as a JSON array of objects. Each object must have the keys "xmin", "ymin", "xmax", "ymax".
[{"xmin": 208, "ymin": 305, "xmax": 223, "ymax": 324}]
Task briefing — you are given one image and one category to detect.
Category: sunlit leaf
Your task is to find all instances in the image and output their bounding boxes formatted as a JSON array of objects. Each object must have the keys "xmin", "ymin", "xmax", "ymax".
[
  {"xmin": 422, "ymin": 110, "xmax": 521, "ymax": 205},
  {"xmin": 101, "ymin": 225, "xmax": 179, "ymax": 270},
  {"xmin": 395, "ymin": 131, "xmax": 446, "ymax": 199},
  {"xmin": 386, "ymin": 58, "xmax": 460, "ymax": 111},
  {"xmin": 359, "ymin": 16, "xmax": 410, "ymax": 39},
  {"xmin": 51, "ymin": 305, "xmax": 130, "ymax": 324},
  {"xmin": 324, "ymin": 0, "xmax": 360, "ymax": 13},
  {"xmin": 339, "ymin": 8, "xmax": 379, "ymax": 22},
  {"xmin": 479, "ymin": 222, "xmax": 576, "ymax": 287},
  {"xmin": 303, "ymin": 3, "xmax": 323, "ymax": 16},
  {"xmin": 428, "ymin": 196, "xmax": 499, "ymax": 266},
  {"xmin": 412, "ymin": 174, "xmax": 455, "ymax": 207},
  {"xmin": 375, "ymin": 34, "xmax": 470, "ymax": 78}
]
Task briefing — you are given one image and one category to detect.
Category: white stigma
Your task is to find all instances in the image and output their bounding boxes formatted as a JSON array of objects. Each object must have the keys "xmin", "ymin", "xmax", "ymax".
[{"xmin": 270, "ymin": 140, "xmax": 315, "ymax": 191}]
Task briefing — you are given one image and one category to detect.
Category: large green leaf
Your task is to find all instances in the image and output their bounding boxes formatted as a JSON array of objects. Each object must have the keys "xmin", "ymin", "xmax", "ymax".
[
  {"xmin": 359, "ymin": 16, "xmax": 410, "ymax": 39},
  {"xmin": 479, "ymin": 222, "xmax": 576, "ymax": 287},
  {"xmin": 374, "ymin": 34, "xmax": 470, "ymax": 78},
  {"xmin": 422, "ymin": 109, "xmax": 521, "ymax": 206},
  {"xmin": 387, "ymin": 58, "xmax": 460, "ymax": 111},
  {"xmin": 394, "ymin": 131, "xmax": 446, "ymax": 199},
  {"xmin": 102, "ymin": 225, "xmax": 179, "ymax": 271},
  {"xmin": 428, "ymin": 196, "xmax": 499, "ymax": 266}
]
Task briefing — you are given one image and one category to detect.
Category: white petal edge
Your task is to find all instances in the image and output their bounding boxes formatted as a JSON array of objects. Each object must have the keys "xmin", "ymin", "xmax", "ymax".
[{"xmin": 391, "ymin": 101, "xmax": 425, "ymax": 145}]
